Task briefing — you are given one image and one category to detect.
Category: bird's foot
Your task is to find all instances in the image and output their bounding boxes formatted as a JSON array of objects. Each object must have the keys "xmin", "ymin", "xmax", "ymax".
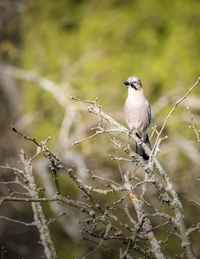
[
  {"xmin": 138, "ymin": 138, "xmax": 144, "ymax": 145},
  {"xmin": 128, "ymin": 129, "xmax": 133, "ymax": 138}
]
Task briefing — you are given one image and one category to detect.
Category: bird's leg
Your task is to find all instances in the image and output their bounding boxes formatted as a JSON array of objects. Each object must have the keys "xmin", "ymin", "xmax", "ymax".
[
  {"xmin": 128, "ymin": 128, "xmax": 134, "ymax": 138},
  {"xmin": 135, "ymin": 132, "xmax": 143, "ymax": 144},
  {"xmin": 138, "ymin": 138, "xmax": 143, "ymax": 145}
]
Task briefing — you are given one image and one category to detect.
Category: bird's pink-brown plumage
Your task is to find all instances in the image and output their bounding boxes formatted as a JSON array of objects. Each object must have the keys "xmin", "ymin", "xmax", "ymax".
[
  {"xmin": 123, "ymin": 76, "xmax": 151, "ymax": 160},
  {"xmin": 124, "ymin": 88, "xmax": 150, "ymax": 140}
]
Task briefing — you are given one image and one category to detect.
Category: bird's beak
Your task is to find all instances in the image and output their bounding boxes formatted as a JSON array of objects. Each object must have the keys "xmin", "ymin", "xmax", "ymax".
[{"xmin": 124, "ymin": 81, "xmax": 129, "ymax": 86}]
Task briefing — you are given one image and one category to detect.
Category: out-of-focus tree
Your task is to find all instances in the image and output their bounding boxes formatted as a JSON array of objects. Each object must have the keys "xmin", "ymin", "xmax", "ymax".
[{"xmin": 0, "ymin": 0, "xmax": 200, "ymax": 258}]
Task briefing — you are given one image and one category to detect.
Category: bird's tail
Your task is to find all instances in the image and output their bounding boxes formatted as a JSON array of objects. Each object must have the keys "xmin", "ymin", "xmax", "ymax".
[{"xmin": 136, "ymin": 134, "xmax": 151, "ymax": 160}]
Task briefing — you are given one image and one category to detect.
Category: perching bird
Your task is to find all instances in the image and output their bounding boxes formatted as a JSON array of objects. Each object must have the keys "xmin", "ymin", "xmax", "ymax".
[{"xmin": 123, "ymin": 76, "xmax": 151, "ymax": 160}]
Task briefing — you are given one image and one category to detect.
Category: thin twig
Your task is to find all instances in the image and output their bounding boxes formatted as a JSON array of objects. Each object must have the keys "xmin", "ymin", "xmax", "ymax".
[
  {"xmin": 152, "ymin": 77, "xmax": 200, "ymax": 154},
  {"xmin": 0, "ymin": 216, "xmax": 35, "ymax": 226}
]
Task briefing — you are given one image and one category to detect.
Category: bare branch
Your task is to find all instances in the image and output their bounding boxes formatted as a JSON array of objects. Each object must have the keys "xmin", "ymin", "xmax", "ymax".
[
  {"xmin": 152, "ymin": 77, "xmax": 200, "ymax": 154},
  {"xmin": 0, "ymin": 216, "xmax": 35, "ymax": 227},
  {"xmin": 187, "ymin": 106, "xmax": 200, "ymax": 143}
]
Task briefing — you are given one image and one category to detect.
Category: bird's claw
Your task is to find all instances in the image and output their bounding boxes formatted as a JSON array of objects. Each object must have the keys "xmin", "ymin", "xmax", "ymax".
[
  {"xmin": 138, "ymin": 139, "xmax": 143, "ymax": 145},
  {"xmin": 128, "ymin": 129, "xmax": 133, "ymax": 138},
  {"xmin": 138, "ymin": 137, "xmax": 144, "ymax": 145}
]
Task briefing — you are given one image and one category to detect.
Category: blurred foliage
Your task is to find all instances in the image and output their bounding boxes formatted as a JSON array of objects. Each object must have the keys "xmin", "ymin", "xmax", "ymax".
[
  {"xmin": 19, "ymin": 0, "xmax": 200, "ymax": 145},
  {"xmin": 21, "ymin": 0, "xmax": 200, "ymax": 100},
  {"xmin": 1, "ymin": 0, "xmax": 200, "ymax": 258}
]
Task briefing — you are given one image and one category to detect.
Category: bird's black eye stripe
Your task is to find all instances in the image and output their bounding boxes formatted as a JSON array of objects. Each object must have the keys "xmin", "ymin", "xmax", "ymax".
[{"xmin": 130, "ymin": 83, "xmax": 137, "ymax": 90}]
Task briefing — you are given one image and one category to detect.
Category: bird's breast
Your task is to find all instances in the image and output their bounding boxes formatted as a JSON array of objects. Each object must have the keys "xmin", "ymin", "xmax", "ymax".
[{"xmin": 124, "ymin": 96, "xmax": 149, "ymax": 134}]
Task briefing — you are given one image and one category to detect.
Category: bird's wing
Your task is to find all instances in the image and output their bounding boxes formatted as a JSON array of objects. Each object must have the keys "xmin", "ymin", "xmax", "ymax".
[{"xmin": 148, "ymin": 104, "xmax": 151, "ymax": 124}]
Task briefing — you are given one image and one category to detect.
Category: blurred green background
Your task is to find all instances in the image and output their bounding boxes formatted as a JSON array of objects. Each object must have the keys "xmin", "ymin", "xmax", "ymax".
[{"xmin": 1, "ymin": 0, "xmax": 200, "ymax": 258}]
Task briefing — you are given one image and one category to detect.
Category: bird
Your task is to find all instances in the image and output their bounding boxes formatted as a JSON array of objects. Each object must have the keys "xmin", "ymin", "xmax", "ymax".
[{"xmin": 123, "ymin": 76, "xmax": 151, "ymax": 160}]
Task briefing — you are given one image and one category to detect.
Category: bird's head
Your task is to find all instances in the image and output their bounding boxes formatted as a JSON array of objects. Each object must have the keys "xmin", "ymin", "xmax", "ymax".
[{"xmin": 123, "ymin": 76, "xmax": 143, "ymax": 91}]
